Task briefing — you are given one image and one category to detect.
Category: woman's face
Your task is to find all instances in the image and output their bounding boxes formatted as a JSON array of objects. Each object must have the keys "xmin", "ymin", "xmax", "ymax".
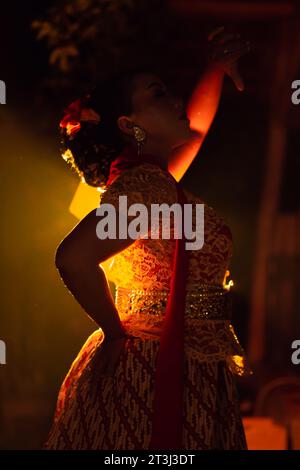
[{"xmin": 128, "ymin": 73, "xmax": 194, "ymax": 150}]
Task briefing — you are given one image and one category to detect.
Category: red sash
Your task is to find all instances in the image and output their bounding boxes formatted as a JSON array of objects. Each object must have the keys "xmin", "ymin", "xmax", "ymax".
[{"xmin": 106, "ymin": 145, "xmax": 189, "ymax": 449}]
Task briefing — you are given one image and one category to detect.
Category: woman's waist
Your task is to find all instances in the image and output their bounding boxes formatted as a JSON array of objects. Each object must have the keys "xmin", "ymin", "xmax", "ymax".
[
  {"xmin": 114, "ymin": 285, "xmax": 252, "ymax": 377},
  {"xmin": 115, "ymin": 284, "xmax": 233, "ymax": 321}
]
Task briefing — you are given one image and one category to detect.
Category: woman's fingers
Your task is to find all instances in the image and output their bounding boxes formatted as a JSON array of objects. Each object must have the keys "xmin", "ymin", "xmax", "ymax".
[
  {"xmin": 228, "ymin": 63, "xmax": 245, "ymax": 91},
  {"xmin": 210, "ymin": 32, "xmax": 241, "ymax": 46},
  {"xmin": 227, "ymin": 46, "xmax": 250, "ymax": 62},
  {"xmin": 99, "ymin": 336, "xmax": 127, "ymax": 377},
  {"xmin": 88, "ymin": 335, "xmax": 128, "ymax": 384},
  {"xmin": 209, "ymin": 39, "xmax": 250, "ymax": 61},
  {"xmin": 207, "ymin": 27, "xmax": 251, "ymax": 79},
  {"xmin": 207, "ymin": 25, "xmax": 225, "ymax": 42},
  {"xmin": 219, "ymin": 46, "xmax": 250, "ymax": 65},
  {"xmin": 207, "ymin": 28, "xmax": 250, "ymax": 91}
]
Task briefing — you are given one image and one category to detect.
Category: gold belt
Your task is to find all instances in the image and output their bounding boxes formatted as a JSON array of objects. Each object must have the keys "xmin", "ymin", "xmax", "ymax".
[{"xmin": 115, "ymin": 284, "xmax": 232, "ymax": 320}]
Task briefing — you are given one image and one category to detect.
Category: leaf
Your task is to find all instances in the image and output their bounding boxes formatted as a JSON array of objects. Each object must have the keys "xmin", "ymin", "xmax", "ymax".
[{"xmin": 49, "ymin": 45, "xmax": 79, "ymax": 71}]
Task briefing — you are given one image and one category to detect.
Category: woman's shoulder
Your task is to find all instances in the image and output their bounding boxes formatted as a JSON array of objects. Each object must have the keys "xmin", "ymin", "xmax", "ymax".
[
  {"xmin": 108, "ymin": 162, "xmax": 175, "ymax": 191},
  {"xmin": 100, "ymin": 163, "xmax": 177, "ymax": 207}
]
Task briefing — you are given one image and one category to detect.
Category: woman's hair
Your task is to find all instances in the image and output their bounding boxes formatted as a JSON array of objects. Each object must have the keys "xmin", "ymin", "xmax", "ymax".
[{"xmin": 60, "ymin": 67, "xmax": 152, "ymax": 189}]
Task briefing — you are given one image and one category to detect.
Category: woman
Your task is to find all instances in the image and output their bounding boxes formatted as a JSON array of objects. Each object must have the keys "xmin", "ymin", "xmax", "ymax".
[{"xmin": 44, "ymin": 28, "xmax": 252, "ymax": 450}]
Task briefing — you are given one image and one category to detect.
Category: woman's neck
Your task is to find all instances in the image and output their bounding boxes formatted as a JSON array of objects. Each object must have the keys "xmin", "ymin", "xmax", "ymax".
[{"xmin": 139, "ymin": 142, "xmax": 170, "ymax": 171}]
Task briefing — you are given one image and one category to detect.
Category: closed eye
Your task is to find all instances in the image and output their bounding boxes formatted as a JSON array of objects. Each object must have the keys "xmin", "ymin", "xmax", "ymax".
[{"xmin": 155, "ymin": 89, "xmax": 167, "ymax": 97}]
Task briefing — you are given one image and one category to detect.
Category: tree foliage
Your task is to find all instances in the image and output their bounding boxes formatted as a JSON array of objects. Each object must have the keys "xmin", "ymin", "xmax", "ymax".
[{"xmin": 32, "ymin": 0, "xmax": 177, "ymax": 93}]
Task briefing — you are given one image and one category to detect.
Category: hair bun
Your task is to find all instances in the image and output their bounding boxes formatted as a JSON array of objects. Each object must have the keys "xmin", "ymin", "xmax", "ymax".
[{"xmin": 59, "ymin": 67, "xmax": 151, "ymax": 188}]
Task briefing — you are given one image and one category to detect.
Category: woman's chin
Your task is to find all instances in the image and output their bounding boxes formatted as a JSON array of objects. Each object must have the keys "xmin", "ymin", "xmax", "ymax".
[{"xmin": 183, "ymin": 124, "xmax": 197, "ymax": 140}]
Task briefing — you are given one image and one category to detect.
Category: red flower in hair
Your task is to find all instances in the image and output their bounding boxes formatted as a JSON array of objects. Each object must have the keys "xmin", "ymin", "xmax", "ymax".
[{"xmin": 60, "ymin": 96, "xmax": 100, "ymax": 136}]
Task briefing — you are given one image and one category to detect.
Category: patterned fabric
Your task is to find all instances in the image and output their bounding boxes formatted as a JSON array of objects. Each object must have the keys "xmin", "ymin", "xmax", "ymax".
[
  {"xmin": 44, "ymin": 162, "xmax": 251, "ymax": 450},
  {"xmin": 100, "ymin": 163, "xmax": 233, "ymax": 290}
]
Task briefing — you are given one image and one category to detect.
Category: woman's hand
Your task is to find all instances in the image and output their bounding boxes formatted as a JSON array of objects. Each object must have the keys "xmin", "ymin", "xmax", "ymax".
[
  {"xmin": 207, "ymin": 26, "xmax": 251, "ymax": 92},
  {"xmin": 91, "ymin": 333, "xmax": 128, "ymax": 381}
]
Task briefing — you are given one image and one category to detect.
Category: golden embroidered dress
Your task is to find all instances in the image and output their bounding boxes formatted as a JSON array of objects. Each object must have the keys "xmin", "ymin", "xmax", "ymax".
[{"xmin": 44, "ymin": 161, "xmax": 251, "ymax": 450}]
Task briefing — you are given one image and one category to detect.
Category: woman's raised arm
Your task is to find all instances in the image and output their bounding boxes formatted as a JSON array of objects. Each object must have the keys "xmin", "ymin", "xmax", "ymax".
[{"xmin": 168, "ymin": 27, "xmax": 250, "ymax": 182}]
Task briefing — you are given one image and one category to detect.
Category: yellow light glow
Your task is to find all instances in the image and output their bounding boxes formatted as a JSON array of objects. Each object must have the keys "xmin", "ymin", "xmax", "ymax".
[
  {"xmin": 232, "ymin": 355, "xmax": 244, "ymax": 369},
  {"xmin": 223, "ymin": 270, "xmax": 234, "ymax": 291},
  {"xmin": 69, "ymin": 180, "xmax": 113, "ymax": 279},
  {"xmin": 62, "ymin": 148, "xmax": 74, "ymax": 163},
  {"xmin": 69, "ymin": 180, "xmax": 101, "ymax": 220}
]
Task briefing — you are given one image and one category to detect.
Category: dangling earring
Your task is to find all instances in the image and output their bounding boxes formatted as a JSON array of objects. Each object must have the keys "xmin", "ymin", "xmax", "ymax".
[{"xmin": 133, "ymin": 125, "xmax": 146, "ymax": 156}]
